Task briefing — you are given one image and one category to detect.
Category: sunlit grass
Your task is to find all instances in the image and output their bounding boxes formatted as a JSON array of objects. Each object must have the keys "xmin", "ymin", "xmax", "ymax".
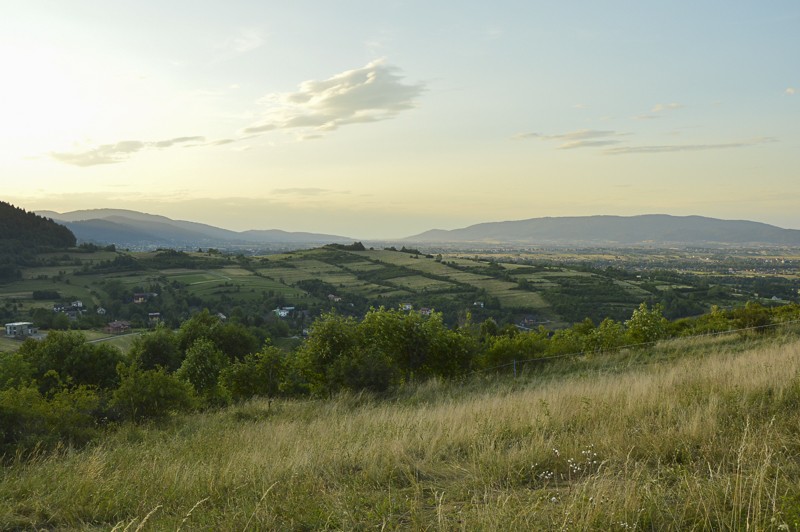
[{"xmin": 3, "ymin": 334, "xmax": 800, "ymax": 529}]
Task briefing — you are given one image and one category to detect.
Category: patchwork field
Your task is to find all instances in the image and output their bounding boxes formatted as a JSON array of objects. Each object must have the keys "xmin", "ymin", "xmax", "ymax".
[{"xmin": 4, "ymin": 245, "xmax": 794, "ymax": 341}]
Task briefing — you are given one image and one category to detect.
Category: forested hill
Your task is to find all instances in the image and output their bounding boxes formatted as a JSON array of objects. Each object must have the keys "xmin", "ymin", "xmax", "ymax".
[{"xmin": 0, "ymin": 201, "xmax": 76, "ymax": 251}]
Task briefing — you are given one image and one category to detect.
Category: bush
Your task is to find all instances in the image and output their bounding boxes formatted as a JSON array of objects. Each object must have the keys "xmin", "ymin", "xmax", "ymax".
[
  {"xmin": 0, "ymin": 352, "xmax": 34, "ymax": 390},
  {"xmin": 176, "ymin": 338, "xmax": 230, "ymax": 406},
  {"xmin": 220, "ymin": 345, "xmax": 285, "ymax": 402},
  {"xmin": 111, "ymin": 365, "xmax": 196, "ymax": 421},
  {"xmin": 129, "ymin": 324, "xmax": 182, "ymax": 372},
  {"xmin": 18, "ymin": 331, "xmax": 124, "ymax": 392},
  {"xmin": 0, "ymin": 385, "xmax": 99, "ymax": 459}
]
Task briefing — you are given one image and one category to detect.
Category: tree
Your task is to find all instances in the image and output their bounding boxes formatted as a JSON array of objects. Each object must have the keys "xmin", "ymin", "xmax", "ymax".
[
  {"xmin": 111, "ymin": 365, "xmax": 196, "ymax": 421},
  {"xmin": 18, "ymin": 331, "xmax": 123, "ymax": 392},
  {"xmin": 585, "ymin": 318, "xmax": 626, "ymax": 353},
  {"xmin": 625, "ymin": 302, "xmax": 668, "ymax": 344},
  {"xmin": 129, "ymin": 324, "xmax": 182, "ymax": 372},
  {"xmin": 220, "ymin": 345, "xmax": 285, "ymax": 402},
  {"xmin": 177, "ymin": 309, "xmax": 220, "ymax": 353},
  {"xmin": 294, "ymin": 311, "xmax": 360, "ymax": 396},
  {"xmin": 214, "ymin": 321, "xmax": 259, "ymax": 361},
  {"xmin": 0, "ymin": 352, "xmax": 34, "ymax": 390},
  {"xmin": 732, "ymin": 301, "xmax": 771, "ymax": 331},
  {"xmin": 176, "ymin": 309, "xmax": 258, "ymax": 361},
  {"xmin": 176, "ymin": 338, "xmax": 229, "ymax": 405}
]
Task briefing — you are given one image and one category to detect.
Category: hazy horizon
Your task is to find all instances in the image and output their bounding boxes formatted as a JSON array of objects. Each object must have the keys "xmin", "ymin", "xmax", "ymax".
[
  {"xmin": 3, "ymin": 2, "xmax": 799, "ymax": 238},
  {"xmin": 33, "ymin": 206, "xmax": 800, "ymax": 242}
]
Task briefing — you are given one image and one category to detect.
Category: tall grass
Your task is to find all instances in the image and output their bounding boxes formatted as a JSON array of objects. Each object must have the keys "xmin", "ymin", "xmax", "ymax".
[{"xmin": 3, "ymin": 334, "xmax": 800, "ymax": 529}]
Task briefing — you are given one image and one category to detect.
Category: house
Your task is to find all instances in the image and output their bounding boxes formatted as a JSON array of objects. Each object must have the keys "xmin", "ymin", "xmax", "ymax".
[
  {"xmin": 419, "ymin": 307, "xmax": 433, "ymax": 316},
  {"xmin": 401, "ymin": 303, "xmax": 413, "ymax": 311},
  {"xmin": 148, "ymin": 312, "xmax": 161, "ymax": 324},
  {"xmin": 96, "ymin": 307, "xmax": 107, "ymax": 315},
  {"xmin": 105, "ymin": 320, "xmax": 131, "ymax": 334},
  {"xmin": 54, "ymin": 301, "xmax": 86, "ymax": 319},
  {"xmin": 328, "ymin": 294, "xmax": 342, "ymax": 302},
  {"xmin": 274, "ymin": 306, "xmax": 295, "ymax": 318},
  {"xmin": 5, "ymin": 322, "xmax": 38, "ymax": 338},
  {"xmin": 133, "ymin": 292, "xmax": 158, "ymax": 304},
  {"xmin": 473, "ymin": 301, "xmax": 485, "ymax": 309}
]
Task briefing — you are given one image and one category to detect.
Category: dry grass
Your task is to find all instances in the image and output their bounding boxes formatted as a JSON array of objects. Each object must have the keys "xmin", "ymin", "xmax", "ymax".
[{"xmin": 3, "ymin": 335, "xmax": 800, "ymax": 529}]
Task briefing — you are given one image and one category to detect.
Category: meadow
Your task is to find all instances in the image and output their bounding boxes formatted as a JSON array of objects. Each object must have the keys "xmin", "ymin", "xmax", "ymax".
[{"xmin": 3, "ymin": 331, "xmax": 800, "ymax": 530}]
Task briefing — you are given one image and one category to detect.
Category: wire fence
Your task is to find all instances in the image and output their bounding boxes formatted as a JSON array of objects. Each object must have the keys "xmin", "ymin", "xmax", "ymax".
[{"xmin": 472, "ymin": 318, "xmax": 800, "ymax": 377}]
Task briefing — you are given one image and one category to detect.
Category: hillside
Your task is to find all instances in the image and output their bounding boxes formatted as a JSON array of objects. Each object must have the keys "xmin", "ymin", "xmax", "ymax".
[
  {"xmin": 0, "ymin": 202, "xmax": 76, "ymax": 282},
  {"xmin": 37, "ymin": 208, "xmax": 355, "ymax": 250},
  {"xmin": 3, "ymin": 332, "xmax": 800, "ymax": 529},
  {"xmin": 0, "ymin": 201, "xmax": 75, "ymax": 251},
  {"xmin": 406, "ymin": 214, "xmax": 800, "ymax": 246},
  {"xmin": 3, "ymin": 245, "xmax": 798, "ymax": 335}
]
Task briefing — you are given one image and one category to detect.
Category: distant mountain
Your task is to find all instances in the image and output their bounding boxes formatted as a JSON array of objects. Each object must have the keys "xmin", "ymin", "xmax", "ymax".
[
  {"xmin": 405, "ymin": 215, "xmax": 800, "ymax": 246},
  {"xmin": 37, "ymin": 209, "xmax": 355, "ymax": 249},
  {"xmin": 1, "ymin": 201, "xmax": 76, "ymax": 251}
]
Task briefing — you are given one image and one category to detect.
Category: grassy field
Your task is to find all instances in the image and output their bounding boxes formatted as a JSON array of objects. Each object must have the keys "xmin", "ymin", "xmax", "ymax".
[{"xmin": 3, "ymin": 332, "xmax": 800, "ymax": 529}]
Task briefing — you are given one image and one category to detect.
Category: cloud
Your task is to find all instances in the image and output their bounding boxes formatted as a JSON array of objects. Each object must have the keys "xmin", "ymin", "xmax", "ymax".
[
  {"xmin": 651, "ymin": 102, "xmax": 683, "ymax": 113},
  {"xmin": 50, "ymin": 136, "xmax": 206, "ymax": 167},
  {"xmin": 634, "ymin": 102, "xmax": 683, "ymax": 120},
  {"xmin": 787, "ymin": 87, "xmax": 796, "ymax": 95},
  {"xmin": 604, "ymin": 137, "xmax": 776, "ymax": 155},
  {"xmin": 242, "ymin": 60, "xmax": 424, "ymax": 136},
  {"xmin": 272, "ymin": 187, "xmax": 342, "ymax": 197},
  {"xmin": 152, "ymin": 136, "xmax": 205, "ymax": 148},
  {"xmin": 515, "ymin": 129, "xmax": 624, "ymax": 149},
  {"xmin": 559, "ymin": 139, "xmax": 623, "ymax": 149},
  {"xmin": 220, "ymin": 29, "xmax": 264, "ymax": 54}
]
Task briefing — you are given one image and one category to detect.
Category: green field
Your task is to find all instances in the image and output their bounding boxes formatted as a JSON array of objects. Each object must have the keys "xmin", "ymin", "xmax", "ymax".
[{"xmin": 3, "ymin": 245, "xmax": 796, "ymax": 338}]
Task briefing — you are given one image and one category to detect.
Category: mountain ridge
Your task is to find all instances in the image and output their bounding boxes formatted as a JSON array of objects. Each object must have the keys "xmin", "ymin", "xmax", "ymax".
[
  {"xmin": 37, "ymin": 209, "xmax": 355, "ymax": 249},
  {"xmin": 35, "ymin": 209, "xmax": 800, "ymax": 248},
  {"xmin": 404, "ymin": 214, "xmax": 800, "ymax": 246}
]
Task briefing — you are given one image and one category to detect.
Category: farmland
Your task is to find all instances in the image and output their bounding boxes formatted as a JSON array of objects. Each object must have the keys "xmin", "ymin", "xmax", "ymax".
[{"xmin": 2, "ymin": 246, "xmax": 800, "ymax": 345}]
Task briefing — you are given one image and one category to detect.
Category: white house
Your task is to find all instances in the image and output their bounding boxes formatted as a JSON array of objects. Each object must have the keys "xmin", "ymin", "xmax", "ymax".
[
  {"xmin": 274, "ymin": 306, "xmax": 295, "ymax": 318},
  {"xmin": 5, "ymin": 322, "xmax": 38, "ymax": 337}
]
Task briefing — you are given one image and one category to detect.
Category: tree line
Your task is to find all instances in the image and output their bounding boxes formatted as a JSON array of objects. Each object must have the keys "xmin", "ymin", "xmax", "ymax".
[{"xmin": 2, "ymin": 301, "xmax": 799, "ymax": 460}]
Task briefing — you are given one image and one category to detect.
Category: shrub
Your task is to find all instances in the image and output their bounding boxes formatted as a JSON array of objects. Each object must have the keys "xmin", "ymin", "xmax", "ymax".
[
  {"xmin": 176, "ymin": 338, "xmax": 230, "ymax": 406},
  {"xmin": 0, "ymin": 384, "xmax": 99, "ymax": 459},
  {"xmin": 111, "ymin": 365, "xmax": 196, "ymax": 421},
  {"xmin": 220, "ymin": 345, "xmax": 285, "ymax": 402}
]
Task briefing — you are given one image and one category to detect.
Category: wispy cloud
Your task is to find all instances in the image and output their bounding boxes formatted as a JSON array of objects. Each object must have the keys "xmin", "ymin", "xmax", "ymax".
[
  {"xmin": 243, "ymin": 60, "xmax": 424, "ymax": 136},
  {"xmin": 50, "ymin": 136, "xmax": 205, "ymax": 167},
  {"xmin": 219, "ymin": 29, "xmax": 264, "ymax": 54},
  {"xmin": 651, "ymin": 102, "xmax": 683, "ymax": 113},
  {"xmin": 604, "ymin": 137, "xmax": 776, "ymax": 155},
  {"xmin": 272, "ymin": 187, "xmax": 343, "ymax": 196},
  {"xmin": 635, "ymin": 102, "xmax": 683, "ymax": 120},
  {"xmin": 560, "ymin": 139, "xmax": 622, "ymax": 149},
  {"xmin": 50, "ymin": 60, "xmax": 423, "ymax": 166},
  {"xmin": 786, "ymin": 87, "xmax": 796, "ymax": 95},
  {"xmin": 514, "ymin": 129, "xmax": 625, "ymax": 149}
]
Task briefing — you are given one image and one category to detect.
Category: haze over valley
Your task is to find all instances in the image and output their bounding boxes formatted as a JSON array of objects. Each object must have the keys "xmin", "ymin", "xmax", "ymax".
[{"xmin": 34, "ymin": 207, "xmax": 800, "ymax": 250}]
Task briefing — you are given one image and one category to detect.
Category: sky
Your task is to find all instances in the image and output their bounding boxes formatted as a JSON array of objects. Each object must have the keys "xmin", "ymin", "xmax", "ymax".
[{"xmin": 1, "ymin": 1, "xmax": 798, "ymax": 239}]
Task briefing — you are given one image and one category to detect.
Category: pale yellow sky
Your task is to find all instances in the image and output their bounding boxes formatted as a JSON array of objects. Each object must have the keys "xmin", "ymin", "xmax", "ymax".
[{"xmin": 2, "ymin": 2, "xmax": 799, "ymax": 238}]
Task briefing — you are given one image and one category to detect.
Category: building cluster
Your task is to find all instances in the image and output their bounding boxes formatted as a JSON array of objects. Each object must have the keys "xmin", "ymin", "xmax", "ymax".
[{"xmin": 52, "ymin": 300, "xmax": 86, "ymax": 320}]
